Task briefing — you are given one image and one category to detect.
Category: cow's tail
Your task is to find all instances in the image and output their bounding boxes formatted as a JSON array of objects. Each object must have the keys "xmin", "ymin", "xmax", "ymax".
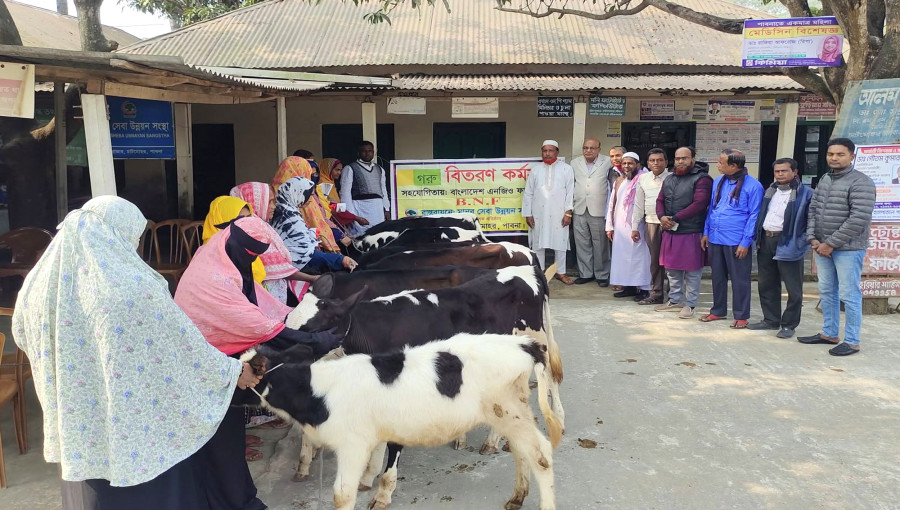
[
  {"xmin": 534, "ymin": 359, "xmax": 563, "ymax": 449},
  {"xmin": 543, "ymin": 262, "xmax": 557, "ymax": 282},
  {"xmin": 543, "ymin": 298, "xmax": 563, "ymax": 384}
]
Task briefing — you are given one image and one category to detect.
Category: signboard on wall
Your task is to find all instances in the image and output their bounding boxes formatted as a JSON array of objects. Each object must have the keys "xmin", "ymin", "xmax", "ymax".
[
  {"xmin": 832, "ymin": 78, "xmax": 900, "ymax": 144},
  {"xmin": 706, "ymin": 100, "xmax": 756, "ymax": 122},
  {"xmin": 640, "ymin": 100, "xmax": 675, "ymax": 121},
  {"xmin": 864, "ymin": 223, "xmax": 900, "ymax": 275},
  {"xmin": 589, "ymin": 96, "xmax": 625, "ymax": 116},
  {"xmin": 0, "ymin": 62, "xmax": 35, "ymax": 118},
  {"xmin": 388, "ymin": 97, "xmax": 426, "ymax": 115},
  {"xmin": 854, "ymin": 145, "xmax": 900, "ymax": 221},
  {"xmin": 451, "ymin": 97, "xmax": 499, "ymax": 118},
  {"xmin": 537, "ymin": 97, "xmax": 574, "ymax": 118},
  {"xmin": 798, "ymin": 95, "xmax": 836, "ymax": 117},
  {"xmin": 741, "ymin": 17, "xmax": 843, "ymax": 67},
  {"xmin": 107, "ymin": 96, "xmax": 175, "ymax": 159},
  {"xmin": 695, "ymin": 123, "xmax": 761, "ymax": 163},
  {"xmin": 391, "ymin": 158, "xmax": 545, "ymax": 235}
]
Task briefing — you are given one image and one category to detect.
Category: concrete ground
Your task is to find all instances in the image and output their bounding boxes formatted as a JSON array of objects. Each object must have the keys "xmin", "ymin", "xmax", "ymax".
[{"xmin": 2, "ymin": 281, "xmax": 899, "ymax": 509}]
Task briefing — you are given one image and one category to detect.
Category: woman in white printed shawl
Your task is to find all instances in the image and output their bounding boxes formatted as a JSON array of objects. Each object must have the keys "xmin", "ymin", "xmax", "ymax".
[
  {"xmin": 270, "ymin": 176, "xmax": 357, "ymax": 273},
  {"xmin": 12, "ymin": 196, "xmax": 261, "ymax": 509}
]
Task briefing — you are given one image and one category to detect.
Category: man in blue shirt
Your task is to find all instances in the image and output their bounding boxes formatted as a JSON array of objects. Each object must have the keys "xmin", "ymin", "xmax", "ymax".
[{"xmin": 699, "ymin": 149, "xmax": 764, "ymax": 328}]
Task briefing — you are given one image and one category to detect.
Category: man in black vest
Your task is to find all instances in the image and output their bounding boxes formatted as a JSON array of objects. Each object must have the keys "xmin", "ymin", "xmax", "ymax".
[
  {"xmin": 339, "ymin": 141, "xmax": 391, "ymax": 236},
  {"xmin": 654, "ymin": 147, "xmax": 713, "ymax": 319}
]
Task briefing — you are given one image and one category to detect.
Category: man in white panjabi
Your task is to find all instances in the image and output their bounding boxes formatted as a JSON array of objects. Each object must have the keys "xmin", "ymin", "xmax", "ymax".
[
  {"xmin": 523, "ymin": 140, "xmax": 575, "ymax": 284},
  {"xmin": 606, "ymin": 152, "xmax": 652, "ymax": 300},
  {"xmin": 339, "ymin": 140, "xmax": 390, "ymax": 237},
  {"xmin": 571, "ymin": 138, "xmax": 616, "ymax": 286}
]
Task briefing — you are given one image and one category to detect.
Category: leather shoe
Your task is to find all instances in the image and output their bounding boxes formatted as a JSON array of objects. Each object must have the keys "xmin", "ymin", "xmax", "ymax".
[
  {"xmin": 613, "ymin": 287, "xmax": 638, "ymax": 298},
  {"xmin": 797, "ymin": 333, "xmax": 839, "ymax": 345},
  {"xmin": 828, "ymin": 343, "xmax": 859, "ymax": 356},
  {"xmin": 776, "ymin": 327, "xmax": 795, "ymax": 339},
  {"xmin": 633, "ymin": 290, "xmax": 650, "ymax": 302},
  {"xmin": 597, "ymin": 279, "xmax": 610, "ymax": 287},
  {"xmin": 574, "ymin": 277, "xmax": 595, "ymax": 285},
  {"xmin": 747, "ymin": 321, "xmax": 779, "ymax": 331}
]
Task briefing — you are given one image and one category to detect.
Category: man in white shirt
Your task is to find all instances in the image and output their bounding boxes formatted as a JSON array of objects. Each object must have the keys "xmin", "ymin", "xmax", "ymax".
[
  {"xmin": 523, "ymin": 140, "xmax": 575, "ymax": 284},
  {"xmin": 339, "ymin": 141, "xmax": 391, "ymax": 236},
  {"xmin": 631, "ymin": 148, "xmax": 671, "ymax": 304},
  {"xmin": 570, "ymin": 138, "xmax": 615, "ymax": 286}
]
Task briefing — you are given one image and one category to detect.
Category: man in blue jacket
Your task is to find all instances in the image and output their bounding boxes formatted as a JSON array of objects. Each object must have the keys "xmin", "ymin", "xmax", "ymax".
[
  {"xmin": 700, "ymin": 149, "xmax": 764, "ymax": 328},
  {"xmin": 748, "ymin": 158, "xmax": 812, "ymax": 338}
]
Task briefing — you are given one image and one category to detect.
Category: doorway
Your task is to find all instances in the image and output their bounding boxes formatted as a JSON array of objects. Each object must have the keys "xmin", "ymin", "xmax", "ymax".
[
  {"xmin": 321, "ymin": 124, "xmax": 396, "ymax": 169},
  {"xmin": 621, "ymin": 122, "xmax": 696, "ymax": 164},
  {"xmin": 433, "ymin": 122, "xmax": 506, "ymax": 159},
  {"xmin": 192, "ymin": 124, "xmax": 236, "ymax": 220}
]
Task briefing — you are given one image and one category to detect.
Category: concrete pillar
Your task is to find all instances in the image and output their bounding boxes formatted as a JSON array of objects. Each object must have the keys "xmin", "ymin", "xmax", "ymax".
[
  {"xmin": 81, "ymin": 93, "xmax": 116, "ymax": 197},
  {"xmin": 362, "ymin": 101, "xmax": 377, "ymax": 153},
  {"xmin": 776, "ymin": 102, "xmax": 799, "ymax": 158},
  {"xmin": 174, "ymin": 103, "xmax": 193, "ymax": 218},
  {"xmin": 276, "ymin": 97, "xmax": 288, "ymax": 162},
  {"xmin": 54, "ymin": 82, "xmax": 68, "ymax": 221},
  {"xmin": 571, "ymin": 102, "xmax": 587, "ymax": 160}
]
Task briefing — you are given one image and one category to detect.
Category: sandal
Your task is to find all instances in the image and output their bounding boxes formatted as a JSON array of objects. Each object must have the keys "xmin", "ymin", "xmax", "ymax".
[
  {"xmin": 246, "ymin": 434, "xmax": 263, "ymax": 447},
  {"xmin": 245, "ymin": 447, "xmax": 263, "ymax": 462},
  {"xmin": 699, "ymin": 314, "xmax": 725, "ymax": 322},
  {"xmin": 730, "ymin": 320, "xmax": 749, "ymax": 329}
]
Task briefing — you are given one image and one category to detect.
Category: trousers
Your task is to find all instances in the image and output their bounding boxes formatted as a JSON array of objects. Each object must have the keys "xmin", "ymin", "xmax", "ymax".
[
  {"xmin": 709, "ymin": 243, "xmax": 753, "ymax": 320},
  {"xmin": 756, "ymin": 235, "xmax": 804, "ymax": 328},
  {"xmin": 573, "ymin": 213, "xmax": 611, "ymax": 279}
]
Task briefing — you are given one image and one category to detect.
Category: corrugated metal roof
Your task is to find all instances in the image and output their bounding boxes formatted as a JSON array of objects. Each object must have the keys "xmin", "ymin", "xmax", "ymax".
[
  {"xmin": 391, "ymin": 73, "xmax": 803, "ymax": 92},
  {"xmin": 120, "ymin": 0, "xmax": 769, "ymax": 69},
  {"xmin": 6, "ymin": 0, "xmax": 141, "ymax": 50}
]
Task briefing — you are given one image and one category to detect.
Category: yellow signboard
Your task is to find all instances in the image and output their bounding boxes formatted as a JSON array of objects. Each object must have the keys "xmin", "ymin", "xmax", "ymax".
[{"xmin": 391, "ymin": 158, "xmax": 542, "ymax": 235}]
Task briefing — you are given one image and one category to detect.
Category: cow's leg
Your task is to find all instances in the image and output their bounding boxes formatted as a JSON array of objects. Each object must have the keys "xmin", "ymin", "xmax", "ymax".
[
  {"xmin": 332, "ymin": 444, "xmax": 372, "ymax": 510},
  {"xmin": 548, "ymin": 379, "xmax": 565, "ymax": 432},
  {"xmin": 452, "ymin": 432, "xmax": 467, "ymax": 450},
  {"xmin": 293, "ymin": 430, "xmax": 316, "ymax": 482},
  {"xmin": 480, "ymin": 429, "xmax": 503, "ymax": 455},
  {"xmin": 368, "ymin": 443, "xmax": 402, "ymax": 510},
  {"xmin": 359, "ymin": 442, "xmax": 386, "ymax": 490}
]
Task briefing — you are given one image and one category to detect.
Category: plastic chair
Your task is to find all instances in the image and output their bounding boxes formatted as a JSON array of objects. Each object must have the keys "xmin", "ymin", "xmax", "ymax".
[
  {"xmin": 180, "ymin": 221, "xmax": 204, "ymax": 262},
  {"xmin": 0, "ymin": 330, "xmax": 26, "ymax": 488},
  {"xmin": 0, "ymin": 307, "xmax": 28, "ymax": 456},
  {"xmin": 145, "ymin": 220, "xmax": 190, "ymax": 284},
  {"xmin": 0, "ymin": 228, "xmax": 53, "ymax": 279}
]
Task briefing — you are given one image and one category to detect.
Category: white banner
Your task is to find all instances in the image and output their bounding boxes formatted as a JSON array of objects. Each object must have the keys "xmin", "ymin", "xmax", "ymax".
[{"xmin": 0, "ymin": 62, "xmax": 35, "ymax": 119}]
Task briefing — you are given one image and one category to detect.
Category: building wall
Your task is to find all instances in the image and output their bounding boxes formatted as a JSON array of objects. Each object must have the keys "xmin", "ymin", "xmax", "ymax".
[{"xmin": 193, "ymin": 94, "xmax": 781, "ymax": 185}]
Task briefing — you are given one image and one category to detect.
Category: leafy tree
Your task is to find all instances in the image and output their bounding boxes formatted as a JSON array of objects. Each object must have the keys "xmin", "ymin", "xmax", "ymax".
[{"xmin": 123, "ymin": 0, "xmax": 263, "ymax": 29}]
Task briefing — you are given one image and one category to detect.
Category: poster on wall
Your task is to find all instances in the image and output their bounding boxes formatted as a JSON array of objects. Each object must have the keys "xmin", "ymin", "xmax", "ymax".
[
  {"xmin": 0, "ymin": 62, "xmax": 35, "ymax": 119},
  {"xmin": 392, "ymin": 158, "xmax": 544, "ymax": 235},
  {"xmin": 537, "ymin": 97, "xmax": 574, "ymax": 118},
  {"xmin": 832, "ymin": 78, "xmax": 900, "ymax": 144},
  {"xmin": 798, "ymin": 95, "xmax": 836, "ymax": 117},
  {"xmin": 451, "ymin": 97, "xmax": 499, "ymax": 118},
  {"xmin": 706, "ymin": 100, "xmax": 756, "ymax": 122},
  {"xmin": 695, "ymin": 123, "xmax": 761, "ymax": 163},
  {"xmin": 107, "ymin": 96, "xmax": 175, "ymax": 159},
  {"xmin": 388, "ymin": 97, "xmax": 426, "ymax": 115},
  {"xmin": 853, "ymin": 145, "xmax": 900, "ymax": 221},
  {"xmin": 640, "ymin": 100, "xmax": 675, "ymax": 120},
  {"xmin": 589, "ymin": 96, "xmax": 625, "ymax": 116},
  {"xmin": 741, "ymin": 17, "xmax": 843, "ymax": 67},
  {"xmin": 863, "ymin": 223, "xmax": 900, "ymax": 275}
]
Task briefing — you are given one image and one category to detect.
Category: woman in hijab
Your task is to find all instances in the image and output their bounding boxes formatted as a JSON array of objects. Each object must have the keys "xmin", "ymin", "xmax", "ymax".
[
  {"xmin": 229, "ymin": 182, "xmax": 316, "ymax": 304},
  {"xmin": 317, "ymin": 158, "xmax": 343, "ymax": 203},
  {"xmin": 12, "ymin": 196, "xmax": 261, "ymax": 510},
  {"xmin": 202, "ymin": 196, "xmax": 266, "ymax": 284},
  {"xmin": 271, "ymin": 177, "xmax": 358, "ymax": 273},
  {"xmin": 315, "ymin": 158, "xmax": 371, "ymax": 233},
  {"xmin": 174, "ymin": 216, "xmax": 341, "ymax": 509},
  {"xmin": 272, "ymin": 156, "xmax": 344, "ymax": 251}
]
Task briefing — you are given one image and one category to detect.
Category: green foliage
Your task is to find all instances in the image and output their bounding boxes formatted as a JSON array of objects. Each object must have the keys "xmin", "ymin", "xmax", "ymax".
[{"xmin": 120, "ymin": 0, "xmax": 264, "ymax": 26}]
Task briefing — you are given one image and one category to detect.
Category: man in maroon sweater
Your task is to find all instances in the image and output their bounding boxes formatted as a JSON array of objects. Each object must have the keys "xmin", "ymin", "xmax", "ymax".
[{"xmin": 654, "ymin": 147, "xmax": 714, "ymax": 319}]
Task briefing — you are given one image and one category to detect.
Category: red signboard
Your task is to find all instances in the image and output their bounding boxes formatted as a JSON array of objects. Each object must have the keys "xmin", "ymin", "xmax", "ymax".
[
  {"xmin": 799, "ymin": 95, "xmax": 837, "ymax": 117},
  {"xmin": 864, "ymin": 223, "xmax": 900, "ymax": 275}
]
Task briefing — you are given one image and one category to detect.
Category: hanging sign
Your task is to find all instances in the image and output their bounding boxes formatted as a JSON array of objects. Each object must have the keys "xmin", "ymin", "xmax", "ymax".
[
  {"xmin": 537, "ymin": 97, "xmax": 574, "ymax": 118},
  {"xmin": 107, "ymin": 96, "xmax": 176, "ymax": 159},
  {"xmin": 640, "ymin": 100, "xmax": 675, "ymax": 121},
  {"xmin": 387, "ymin": 97, "xmax": 426, "ymax": 115},
  {"xmin": 741, "ymin": 17, "xmax": 843, "ymax": 67},
  {"xmin": 589, "ymin": 96, "xmax": 625, "ymax": 117},
  {"xmin": 0, "ymin": 62, "xmax": 35, "ymax": 119},
  {"xmin": 451, "ymin": 97, "xmax": 499, "ymax": 118},
  {"xmin": 798, "ymin": 95, "xmax": 836, "ymax": 117}
]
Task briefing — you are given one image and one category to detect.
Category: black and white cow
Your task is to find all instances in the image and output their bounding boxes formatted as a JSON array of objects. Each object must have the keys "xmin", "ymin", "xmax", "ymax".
[
  {"xmin": 361, "ymin": 241, "xmax": 535, "ymax": 270},
  {"xmin": 354, "ymin": 226, "xmax": 488, "ymax": 261},
  {"xmin": 311, "ymin": 266, "xmax": 500, "ymax": 300},
  {"xmin": 355, "ymin": 214, "xmax": 482, "ymax": 252},
  {"xmin": 239, "ymin": 333, "xmax": 561, "ymax": 510}
]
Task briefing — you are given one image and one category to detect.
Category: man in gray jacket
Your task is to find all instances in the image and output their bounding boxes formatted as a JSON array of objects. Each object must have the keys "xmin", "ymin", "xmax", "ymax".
[
  {"xmin": 798, "ymin": 138, "xmax": 876, "ymax": 356},
  {"xmin": 570, "ymin": 138, "xmax": 617, "ymax": 286}
]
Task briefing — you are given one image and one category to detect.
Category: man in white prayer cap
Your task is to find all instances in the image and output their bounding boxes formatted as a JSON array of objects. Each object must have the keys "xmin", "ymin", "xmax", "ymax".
[{"xmin": 523, "ymin": 140, "xmax": 576, "ymax": 284}]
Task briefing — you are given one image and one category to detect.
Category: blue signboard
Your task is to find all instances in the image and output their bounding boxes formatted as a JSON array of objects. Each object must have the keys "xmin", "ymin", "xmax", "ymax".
[{"xmin": 107, "ymin": 96, "xmax": 175, "ymax": 159}]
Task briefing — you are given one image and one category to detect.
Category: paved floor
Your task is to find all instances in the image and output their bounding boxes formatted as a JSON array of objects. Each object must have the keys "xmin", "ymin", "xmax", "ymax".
[{"xmin": 2, "ymin": 281, "xmax": 899, "ymax": 509}]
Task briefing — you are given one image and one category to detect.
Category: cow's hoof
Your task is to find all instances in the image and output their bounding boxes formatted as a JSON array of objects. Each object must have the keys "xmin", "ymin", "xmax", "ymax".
[
  {"xmin": 452, "ymin": 439, "xmax": 467, "ymax": 450},
  {"xmin": 479, "ymin": 444, "xmax": 498, "ymax": 455},
  {"xmin": 358, "ymin": 483, "xmax": 372, "ymax": 491},
  {"xmin": 292, "ymin": 473, "xmax": 309, "ymax": 482},
  {"xmin": 367, "ymin": 499, "xmax": 389, "ymax": 510},
  {"xmin": 504, "ymin": 500, "xmax": 524, "ymax": 510},
  {"xmin": 502, "ymin": 441, "xmax": 511, "ymax": 452}
]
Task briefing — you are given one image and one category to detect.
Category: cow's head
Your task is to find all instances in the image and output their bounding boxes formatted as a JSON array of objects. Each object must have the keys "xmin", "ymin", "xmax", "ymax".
[{"xmin": 286, "ymin": 287, "xmax": 368, "ymax": 333}]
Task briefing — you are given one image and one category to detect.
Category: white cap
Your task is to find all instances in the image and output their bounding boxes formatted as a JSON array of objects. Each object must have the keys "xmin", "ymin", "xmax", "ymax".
[
  {"xmin": 622, "ymin": 151, "xmax": 641, "ymax": 161},
  {"xmin": 542, "ymin": 140, "xmax": 559, "ymax": 148}
]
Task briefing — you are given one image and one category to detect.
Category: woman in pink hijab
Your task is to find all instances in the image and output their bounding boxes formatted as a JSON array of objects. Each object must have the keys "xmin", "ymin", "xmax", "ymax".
[{"xmin": 819, "ymin": 35, "xmax": 841, "ymax": 63}]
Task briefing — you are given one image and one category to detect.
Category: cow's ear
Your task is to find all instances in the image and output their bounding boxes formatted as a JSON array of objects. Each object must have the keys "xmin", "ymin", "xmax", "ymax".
[
  {"xmin": 340, "ymin": 285, "xmax": 368, "ymax": 312},
  {"xmin": 311, "ymin": 273, "xmax": 335, "ymax": 299}
]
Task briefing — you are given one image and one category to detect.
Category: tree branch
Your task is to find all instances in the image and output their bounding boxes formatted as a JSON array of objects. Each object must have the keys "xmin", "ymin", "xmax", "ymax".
[
  {"xmin": 645, "ymin": 0, "xmax": 745, "ymax": 34},
  {"xmin": 780, "ymin": 67, "xmax": 836, "ymax": 103},
  {"xmin": 779, "ymin": 0, "xmax": 812, "ymax": 18},
  {"xmin": 0, "ymin": 0, "xmax": 23, "ymax": 46},
  {"xmin": 495, "ymin": 1, "xmax": 650, "ymax": 21}
]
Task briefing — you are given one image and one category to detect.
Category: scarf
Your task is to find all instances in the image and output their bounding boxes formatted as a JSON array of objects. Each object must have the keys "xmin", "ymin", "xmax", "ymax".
[
  {"xmin": 610, "ymin": 167, "xmax": 647, "ymax": 226},
  {"xmin": 224, "ymin": 222, "xmax": 270, "ymax": 305},
  {"xmin": 272, "ymin": 157, "xmax": 339, "ymax": 252},
  {"xmin": 714, "ymin": 167, "xmax": 748, "ymax": 206},
  {"xmin": 318, "ymin": 158, "xmax": 342, "ymax": 203},
  {"xmin": 764, "ymin": 176, "xmax": 801, "ymax": 239},
  {"xmin": 228, "ymin": 183, "xmax": 297, "ymax": 283},
  {"xmin": 175, "ymin": 216, "xmax": 292, "ymax": 355},
  {"xmin": 819, "ymin": 35, "xmax": 841, "ymax": 62},
  {"xmin": 229, "ymin": 182, "xmax": 272, "ymax": 222},
  {"xmin": 202, "ymin": 196, "xmax": 266, "ymax": 283},
  {"xmin": 270, "ymin": 177, "xmax": 320, "ymax": 268},
  {"xmin": 12, "ymin": 196, "xmax": 241, "ymax": 487}
]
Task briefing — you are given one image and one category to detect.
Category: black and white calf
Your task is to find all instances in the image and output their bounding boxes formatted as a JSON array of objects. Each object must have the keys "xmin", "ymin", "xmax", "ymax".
[
  {"xmin": 355, "ymin": 214, "xmax": 482, "ymax": 252},
  {"xmin": 362, "ymin": 241, "xmax": 535, "ymax": 270},
  {"xmin": 311, "ymin": 266, "xmax": 501, "ymax": 300},
  {"xmin": 240, "ymin": 334, "xmax": 561, "ymax": 510}
]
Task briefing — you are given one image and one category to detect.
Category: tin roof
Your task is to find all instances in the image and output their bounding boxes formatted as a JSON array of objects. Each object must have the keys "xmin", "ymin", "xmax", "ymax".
[
  {"xmin": 120, "ymin": 0, "xmax": 769, "ymax": 69},
  {"xmin": 6, "ymin": 0, "xmax": 141, "ymax": 50}
]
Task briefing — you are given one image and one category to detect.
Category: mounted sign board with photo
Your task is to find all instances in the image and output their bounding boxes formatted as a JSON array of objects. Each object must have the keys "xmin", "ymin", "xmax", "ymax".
[{"xmin": 741, "ymin": 17, "xmax": 844, "ymax": 67}]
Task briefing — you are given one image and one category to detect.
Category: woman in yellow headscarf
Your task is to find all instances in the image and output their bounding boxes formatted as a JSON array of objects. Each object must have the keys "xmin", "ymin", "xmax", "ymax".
[
  {"xmin": 317, "ymin": 158, "xmax": 343, "ymax": 204},
  {"xmin": 272, "ymin": 156, "xmax": 341, "ymax": 252},
  {"xmin": 202, "ymin": 196, "xmax": 266, "ymax": 282}
]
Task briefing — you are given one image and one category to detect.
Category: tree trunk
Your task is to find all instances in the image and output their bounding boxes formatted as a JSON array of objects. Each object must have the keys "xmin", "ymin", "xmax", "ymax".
[
  {"xmin": 72, "ymin": 0, "xmax": 116, "ymax": 51},
  {"xmin": 0, "ymin": 0, "xmax": 22, "ymax": 45}
]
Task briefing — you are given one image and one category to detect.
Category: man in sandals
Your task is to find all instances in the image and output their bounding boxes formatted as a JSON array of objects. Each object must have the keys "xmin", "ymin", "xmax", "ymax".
[
  {"xmin": 798, "ymin": 138, "xmax": 875, "ymax": 356},
  {"xmin": 699, "ymin": 149, "xmax": 763, "ymax": 329}
]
